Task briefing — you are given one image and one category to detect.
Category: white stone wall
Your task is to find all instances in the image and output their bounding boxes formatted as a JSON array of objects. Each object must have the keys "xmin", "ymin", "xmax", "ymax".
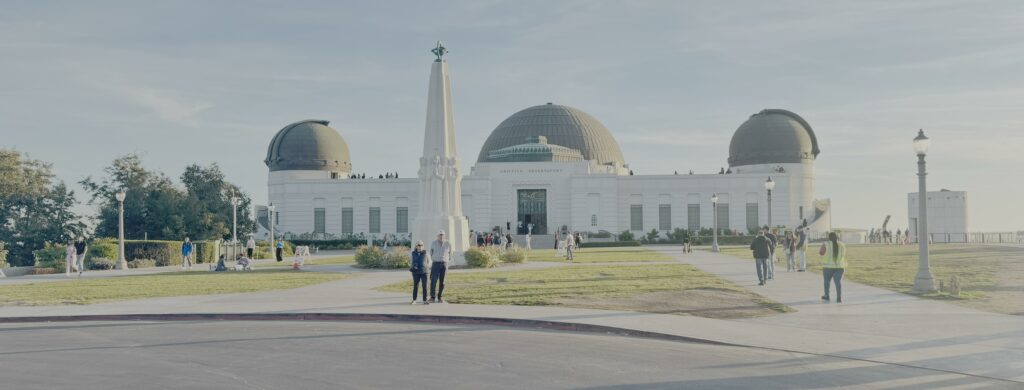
[
  {"xmin": 907, "ymin": 190, "xmax": 968, "ymax": 240},
  {"xmin": 267, "ymin": 159, "xmax": 820, "ymax": 239}
]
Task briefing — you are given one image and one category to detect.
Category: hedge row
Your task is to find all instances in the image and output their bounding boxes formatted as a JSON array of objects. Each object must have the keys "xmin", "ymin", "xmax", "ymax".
[
  {"xmin": 33, "ymin": 239, "xmax": 220, "ymax": 268},
  {"xmin": 290, "ymin": 238, "xmax": 411, "ymax": 250}
]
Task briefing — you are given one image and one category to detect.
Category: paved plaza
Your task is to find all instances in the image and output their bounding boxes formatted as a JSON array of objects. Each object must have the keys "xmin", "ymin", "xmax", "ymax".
[
  {"xmin": 1, "ymin": 320, "xmax": 1016, "ymax": 389},
  {"xmin": 1, "ymin": 247, "xmax": 1022, "ymax": 388}
]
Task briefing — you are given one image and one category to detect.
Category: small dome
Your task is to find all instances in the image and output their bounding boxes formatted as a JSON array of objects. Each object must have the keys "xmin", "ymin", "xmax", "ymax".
[
  {"xmin": 265, "ymin": 120, "xmax": 352, "ymax": 172},
  {"xmin": 477, "ymin": 103, "xmax": 626, "ymax": 166},
  {"xmin": 728, "ymin": 109, "xmax": 820, "ymax": 167}
]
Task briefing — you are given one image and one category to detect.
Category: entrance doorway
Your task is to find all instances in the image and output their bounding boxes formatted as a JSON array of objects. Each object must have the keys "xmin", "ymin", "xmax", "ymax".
[{"xmin": 517, "ymin": 189, "xmax": 547, "ymax": 235}]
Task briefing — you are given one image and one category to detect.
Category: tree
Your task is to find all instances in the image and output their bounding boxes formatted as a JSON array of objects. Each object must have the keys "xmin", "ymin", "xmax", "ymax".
[
  {"xmin": 81, "ymin": 155, "xmax": 256, "ymax": 241},
  {"xmin": 180, "ymin": 163, "xmax": 256, "ymax": 240},
  {"xmin": 0, "ymin": 149, "xmax": 86, "ymax": 266}
]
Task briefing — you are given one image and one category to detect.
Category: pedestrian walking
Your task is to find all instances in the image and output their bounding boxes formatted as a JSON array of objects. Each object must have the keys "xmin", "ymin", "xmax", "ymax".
[
  {"xmin": 749, "ymin": 230, "xmax": 771, "ymax": 286},
  {"xmin": 73, "ymin": 237, "xmax": 87, "ymax": 276},
  {"xmin": 525, "ymin": 233, "xmax": 532, "ymax": 250},
  {"xmin": 796, "ymin": 227, "xmax": 808, "ymax": 271},
  {"xmin": 574, "ymin": 232, "xmax": 583, "ymax": 252},
  {"xmin": 275, "ymin": 241, "xmax": 284, "ymax": 262},
  {"xmin": 565, "ymin": 232, "xmax": 576, "ymax": 261},
  {"xmin": 784, "ymin": 231, "xmax": 797, "ymax": 271},
  {"xmin": 65, "ymin": 239, "xmax": 76, "ymax": 276},
  {"xmin": 246, "ymin": 236, "xmax": 256, "ymax": 259},
  {"xmin": 181, "ymin": 237, "xmax": 195, "ymax": 270},
  {"xmin": 429, "ymin": 231, "xmax": 452, "ymax": 303},
  {"xmin": 820, "ymin": 232, "xmax": 847, "ymax": 303},
  {"xmin": 764, "ymin": 226, "xmax": 777, "ymax": 280},
  {"xmin": 409, "ymin": 241, "xmax": 430, "ymax": 305},
  {"xmin": 506, "ymin": 233, "xmax": 513, "ymax": 250}
]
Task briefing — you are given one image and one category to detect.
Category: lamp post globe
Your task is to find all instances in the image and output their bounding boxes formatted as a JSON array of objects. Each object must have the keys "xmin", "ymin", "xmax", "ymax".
[
  {"xmin": 764, "ymin": 177, "xmax": 775, "ymax": 229},
  {"xmin": 115, "ymin": 190, "xmax": 128, "ymax": 270},
  {"xmin": 912, "ymin": 129, "xmax": 936, "ymax": 293},
  {"xmin": 711, "ymin": 194, "xmax": 720, "ymax": 253}
]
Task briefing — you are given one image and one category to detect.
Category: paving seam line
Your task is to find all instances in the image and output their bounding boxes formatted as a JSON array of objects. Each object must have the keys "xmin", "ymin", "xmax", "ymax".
[{"xmin": 0, "ymin": 312, "xmax": 1020, "ymax": 385}]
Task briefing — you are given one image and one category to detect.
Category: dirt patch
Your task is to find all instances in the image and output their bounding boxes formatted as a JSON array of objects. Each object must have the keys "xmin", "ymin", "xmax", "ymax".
[
  {"xmin": 962, "ymin": 250, "xmax": 1024, "ymax": 315},
  {"xmin": 555, "ymin": 289, "xmax": 790, "ymax": 319}
]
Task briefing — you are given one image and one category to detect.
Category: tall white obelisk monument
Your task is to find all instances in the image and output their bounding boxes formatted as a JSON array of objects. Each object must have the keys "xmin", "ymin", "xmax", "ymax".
[{"xmin": 413, "ymin": 42, "xmax": 470, "ymax": 263}]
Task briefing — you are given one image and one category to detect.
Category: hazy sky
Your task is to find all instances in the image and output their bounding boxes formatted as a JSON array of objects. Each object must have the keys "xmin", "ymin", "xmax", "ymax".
[{"xmin": 2, "ymin": 0, "xmax": 1021, "ymax": 231}]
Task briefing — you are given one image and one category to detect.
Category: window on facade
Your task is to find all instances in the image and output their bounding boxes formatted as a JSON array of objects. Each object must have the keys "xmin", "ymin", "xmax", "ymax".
[
  {"xmin": 658, "ymin": 204, "xmax": 671, "ymax": 231},
  {"xmin": 591, "ymin": 214, "xmax": 597, "ymax": 227},
  {"xmin": 342, "ymin": 208, "xmax": 353, "ymax": 235},
  {"xmin": 687, "ymin": 204, "xmax": 700, "ymax": 231},
  {"xmin": 396, "ymin": 207, "xmax": 409, "ymax": 233},
  {"xmin": 314, "ymin": 208, "xmax": 326, "ymax": 234},
  {"xmin": 630, "ymin": 205, "xmax": 643, "ymax": 231},
  {"xmin": 716, "ymin": 204, "xmax": 730, "ymax": 231},
  {"xmin": 369, "ymin": 207, "xmax": 381, "ymax": 233},
  {"xmin": 746, "ymin": 203, "xmax": 759, "ymax": 232},
  {"xmin": 799, "ymin": 206, "xmax": 804, "ymax": 221}
]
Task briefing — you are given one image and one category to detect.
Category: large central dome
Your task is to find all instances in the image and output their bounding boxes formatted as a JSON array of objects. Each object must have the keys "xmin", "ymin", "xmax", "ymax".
[{"xmin": 477, "ymin": 103, "xmax": 626, "ymax": 166}]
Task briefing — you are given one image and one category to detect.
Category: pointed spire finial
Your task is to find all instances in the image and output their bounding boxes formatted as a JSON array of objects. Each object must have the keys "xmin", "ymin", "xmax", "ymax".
[{"xmin": 431, "ymin": 41, "xmax": 447, "ymax": 62}]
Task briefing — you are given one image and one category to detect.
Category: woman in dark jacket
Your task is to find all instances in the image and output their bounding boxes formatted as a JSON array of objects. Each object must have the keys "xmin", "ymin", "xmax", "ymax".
[{"xmin": 410, "ymin": 241, "xmax": 430, "ymax": 305}]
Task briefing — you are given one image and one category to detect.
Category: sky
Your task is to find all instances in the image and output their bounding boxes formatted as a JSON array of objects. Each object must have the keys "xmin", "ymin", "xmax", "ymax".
[{"xmin": 1, "ymin": 0, "xmax": 1022, "ymax": 232}]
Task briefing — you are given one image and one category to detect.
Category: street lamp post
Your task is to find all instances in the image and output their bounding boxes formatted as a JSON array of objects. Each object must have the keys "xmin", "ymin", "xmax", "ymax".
[
  {"xmin": 913, "ymin": 129, "xmax": 936, "ymax": 293},
  {"xmin": 231, "ymin": 191, "xmax": 239, "ymax": 245},
  {"xmin": 268, "ymin": 203, "xmax": 276, "ymax": 260},
  {"xmin": 115, "ymin": 190, "xmax": 128, "ymax": 270},
  {"xmin": 765, "ymin": 177, "xmax": 775, "ymax": 229},
  {"xmin": 711, "ymin": 193, "xmax": 720, "ymax": 252}
]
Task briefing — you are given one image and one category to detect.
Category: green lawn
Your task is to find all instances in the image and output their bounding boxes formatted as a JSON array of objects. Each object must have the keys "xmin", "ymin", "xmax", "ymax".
[
  {"xmin": 378, "ymin": 264, "xmax": 789, "ymax": 317},
  {"xmin": 718, "ymin": 244, "xmax": 1021, "ymax": 303},
  {"xmin": 0, "ymin": 269, "xmax": 351, "ymax": 306},
  {"xmin": 525, "ymin": 246, "xmax": 672, "ymax": 263},
  {"xmin": 261, "ymin": 255, "xmax": 355, "ymax": 268}
]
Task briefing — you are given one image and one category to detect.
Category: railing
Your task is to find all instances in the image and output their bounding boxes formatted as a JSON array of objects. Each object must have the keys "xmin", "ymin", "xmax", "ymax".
[{"xmin": 908, "ymin": 232, "xmax": 1022, "ymax": 244}]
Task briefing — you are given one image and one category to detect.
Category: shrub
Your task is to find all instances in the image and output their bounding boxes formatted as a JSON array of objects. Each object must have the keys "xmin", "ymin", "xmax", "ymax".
[
  {"xmin": 588, "ymin": 231, "xmax": 612, "ymax": 239},
  {"xmin": 354, "ymin": 245, "xmax": 411, "ymax": 269},
  {"xmin": 465, "ymin": 247, "xmax": 500, "ymax": 268},
  {"xmin": 500, "ymin": 248, "xmax": 528, "ymax": 264},
  {"xmin": 128, "ymin": 259, "xmax": 157, "ymax": 269},
  {"xmin": 31, "ymin": 268, "xmax": 57, "ymax": 275},
  {"xmin": 123, "ymin": 240, "xmax": 180, "ymax": 266},
  {"xmin": 87, "ymin": 258, "xmax": 115, "ymax": 270},
  {"xmin": 619, "ymin": 231, "xmax": 635, "ymax": 241},
  {"xmin": 193, "ymin": 241, "xmax": 219, "ymax": 264},
  {"xmin": 0, "ymin": 241, "xmax": 8, "ymax": 268},
  {"xmin": 255, "ymin": 241, "xmax": 295, "ymax": 260},
  {"xmin": 34, "ymin": 242, "xmax": 68, "ymax": 271},
  {"xmin": 87, "ymin": 239, "xmax": 118, "ymax": 261},
  {"xmin": 383, "ymin": 246, "xmax": 411, "ymax": 269},
  {"xmin": 644, "ymin": 229, "xmax": 661, "ymax": 242}
]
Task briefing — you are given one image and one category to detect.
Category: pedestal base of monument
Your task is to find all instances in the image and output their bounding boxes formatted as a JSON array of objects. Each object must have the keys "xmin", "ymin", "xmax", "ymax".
[{"xmin": 413, "ymin": 215, "xmax": 471, "ymax": 266}]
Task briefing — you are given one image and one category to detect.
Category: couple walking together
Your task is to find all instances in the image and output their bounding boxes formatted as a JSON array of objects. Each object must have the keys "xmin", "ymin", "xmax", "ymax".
[{"xmin": 409, "ymin": 230, "xmax": 453, "ymax": 305}]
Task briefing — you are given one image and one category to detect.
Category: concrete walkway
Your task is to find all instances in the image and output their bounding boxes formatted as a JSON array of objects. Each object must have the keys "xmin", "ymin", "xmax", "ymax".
[{"xmin": 0, "ymin": 247, "xmax": 1021, "ymax": 384}]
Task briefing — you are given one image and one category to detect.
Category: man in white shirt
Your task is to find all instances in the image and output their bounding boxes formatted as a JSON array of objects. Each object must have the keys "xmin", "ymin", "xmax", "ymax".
[
  {"xmin": 246, "ymin": 237, "xmax": 256, "ymax": 259},
  {"xmin": 429, "ymin": 230, "xmax": 452, "ymax": 303}
]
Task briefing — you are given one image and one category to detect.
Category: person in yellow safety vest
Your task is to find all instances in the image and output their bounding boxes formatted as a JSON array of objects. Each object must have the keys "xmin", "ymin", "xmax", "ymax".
[{"xmin": 820, "ymin": 231, "xmax": 848, "ymax": 303}]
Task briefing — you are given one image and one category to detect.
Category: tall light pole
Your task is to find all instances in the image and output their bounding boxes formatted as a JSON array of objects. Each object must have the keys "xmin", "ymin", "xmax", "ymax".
[
  {"xmin": 115, "ymin": 190, "xmax": 128, "ymax": 270},
  {"xmin": 913, "ymin": 129, "xmax": 936, "ymax": 293},
  {"xmin": 230, "ymin": 190, "xmax": 239, "ymax": 245},
  {"xmin": 268, "ymin": 203, "xmax": 276, "ymax": 260},
  {"xmin": 711, "ymin": 193, "xmax": 720, "ymax": 252},
  {"xmin": 765, "ymin": 177, "xmax": 775, "ymax": 229}
]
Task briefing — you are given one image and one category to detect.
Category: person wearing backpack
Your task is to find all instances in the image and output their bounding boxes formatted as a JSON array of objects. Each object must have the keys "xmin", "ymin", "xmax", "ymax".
[
  {"xmin": 409, "ymin": 241, "xmax": 430, "ymax": 305},
  {"xmin": 820, "ymin": 232, "xmax": 848, "ymax": 303},
  {"xmin": 749, "ymin": 230, "xmax": 772, "ymax": 286}
]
